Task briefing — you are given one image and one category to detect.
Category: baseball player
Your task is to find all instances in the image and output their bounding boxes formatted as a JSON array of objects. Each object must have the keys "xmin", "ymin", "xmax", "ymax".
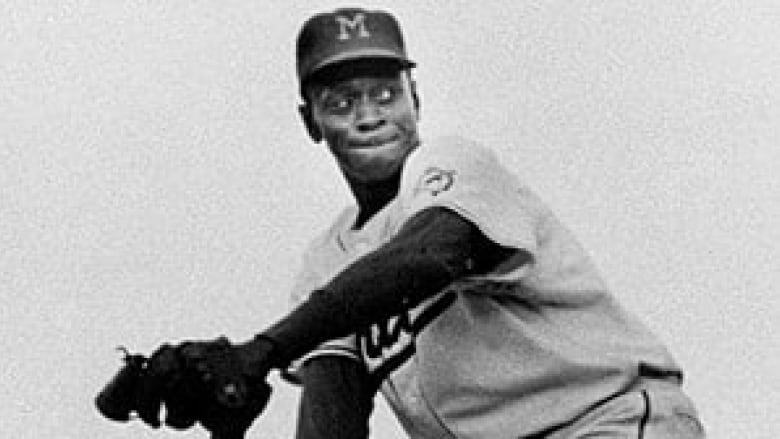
[{"xmin": 95, "ymin": 7, "xmax": 706, "ymax": 439}]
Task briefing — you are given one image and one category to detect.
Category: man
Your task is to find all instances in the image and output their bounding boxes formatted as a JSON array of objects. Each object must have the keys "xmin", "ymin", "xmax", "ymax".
[{"xmin": 97, "ymin": 7, "xmax": 705, "ymax": 438}]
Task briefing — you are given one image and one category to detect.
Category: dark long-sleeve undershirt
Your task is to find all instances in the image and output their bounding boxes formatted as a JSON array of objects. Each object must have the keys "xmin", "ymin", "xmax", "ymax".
[
  {"xmin": 263, "ymin": 206, "xmax": 523, "ymax": 367},
  {"xmin": 295, "ymin": 356, "xmax": 375, "ymax": 439}
]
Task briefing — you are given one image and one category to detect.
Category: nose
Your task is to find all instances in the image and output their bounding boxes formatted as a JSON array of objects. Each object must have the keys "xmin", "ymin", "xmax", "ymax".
[{"xmin": 354, "ymin": 97, "xmax": 386, "ymax": 132}]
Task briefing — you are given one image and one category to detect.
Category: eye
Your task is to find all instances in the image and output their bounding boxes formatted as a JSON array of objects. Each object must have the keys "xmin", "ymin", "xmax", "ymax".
[
  {"xmin": 373, "ymin": 85, "xmax": 398, "ymax": 104},
  {"xmin": 321, "ymin": 94, "xmax": 353, "ymax": 114}
]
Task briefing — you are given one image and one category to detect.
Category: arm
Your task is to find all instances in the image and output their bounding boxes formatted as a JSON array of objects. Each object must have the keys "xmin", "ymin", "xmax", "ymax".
[
  {"xmin": 260, "ymin": 206, "xmax": 525, "ymax": 367},
  {"xmin": 95, "ymin": 207, "xmax": 523, "ymax": 436},
  {"xmin": 295, "ymin": 356, "xmax": 375, "ymax": 439}
]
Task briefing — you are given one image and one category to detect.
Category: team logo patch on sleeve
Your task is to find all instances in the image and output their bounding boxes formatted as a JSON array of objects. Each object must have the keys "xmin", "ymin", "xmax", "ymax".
[{"xmin": 415, "ymin": 167, "xmax": 456, "ymax": 197}]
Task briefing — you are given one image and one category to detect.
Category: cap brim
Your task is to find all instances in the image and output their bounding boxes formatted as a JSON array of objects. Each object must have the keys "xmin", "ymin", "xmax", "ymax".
[{"xmin": 307, "ymin": 48, "xmax": 415, "ymax": 80}]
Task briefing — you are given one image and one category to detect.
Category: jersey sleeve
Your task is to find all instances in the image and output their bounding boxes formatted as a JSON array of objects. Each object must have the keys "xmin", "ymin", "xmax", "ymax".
[
  {"xmin": 398, "ymin": 136, "xmax": 539, "ymax": 280},
  {"xmin": 283, "ymin": 243, "xmax": 362, "ymax": 383}
]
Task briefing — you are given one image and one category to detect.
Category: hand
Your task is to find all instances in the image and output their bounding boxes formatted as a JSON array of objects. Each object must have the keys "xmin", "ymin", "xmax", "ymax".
[
  {"xmin": 96, "ymin": 336, "xmax": 276, "ymax": 437},
  {"xmin": 176, "ymin": 336, "xmax": 275, "ymax": 437}
]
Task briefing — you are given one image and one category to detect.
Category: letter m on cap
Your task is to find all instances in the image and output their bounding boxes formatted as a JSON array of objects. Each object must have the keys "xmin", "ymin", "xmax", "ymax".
[{"xmin": 335, "ymin": 13, "xmax": 370, "ymax": 40}]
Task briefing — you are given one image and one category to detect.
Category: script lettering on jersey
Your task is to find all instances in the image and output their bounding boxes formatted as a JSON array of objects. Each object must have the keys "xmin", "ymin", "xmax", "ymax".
[
  {"xmin": 358, "ymin": 291, "xmax": 457, "ymax": 381},
  {"xmin": 335, "ymin": 13, "xmax": 370, "ymax": 40}
]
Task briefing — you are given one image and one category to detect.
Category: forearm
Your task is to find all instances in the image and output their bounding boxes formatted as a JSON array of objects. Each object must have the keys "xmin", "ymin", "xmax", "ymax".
[
  {"xmin": 295, "ymin": 356, "xmax": 375, "ymax": 439},
  {"xmin": 260, "ymin": 207, "xmax": 517, "ymax": 366}
]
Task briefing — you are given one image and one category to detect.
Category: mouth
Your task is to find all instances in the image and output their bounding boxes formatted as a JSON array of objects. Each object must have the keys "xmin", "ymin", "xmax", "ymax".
[{"xmin": 349, "ymin": 134, "xmax": 400, "ymax": 149}]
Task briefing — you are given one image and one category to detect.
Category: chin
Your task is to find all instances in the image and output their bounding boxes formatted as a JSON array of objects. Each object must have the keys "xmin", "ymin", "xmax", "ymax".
[
  {"xmin": 337, "ymin": 138, "xmax": 418, "ymax": 182},
  {"xmin": 352, "ymin": 167, "xmax": 401, "ymax": 184},
  {"xmin": 346, "ymin": 159, "xmax": 404, "ymax": 184}
]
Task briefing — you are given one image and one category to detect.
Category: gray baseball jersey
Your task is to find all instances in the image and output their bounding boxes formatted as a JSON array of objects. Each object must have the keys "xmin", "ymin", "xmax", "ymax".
[{"xmin": 288, "ymin": 136, "xmax": 682, "ymax": 438}]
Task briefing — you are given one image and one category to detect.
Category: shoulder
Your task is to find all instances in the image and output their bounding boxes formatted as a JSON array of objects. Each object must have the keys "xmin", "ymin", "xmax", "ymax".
[{"xmin": 402, "ymin": 135, "xmax": 518, "ymax": 190}]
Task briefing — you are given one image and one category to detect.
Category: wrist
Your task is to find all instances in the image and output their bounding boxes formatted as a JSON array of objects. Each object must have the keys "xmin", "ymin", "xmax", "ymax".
[{"xmin": 236, "ymin": 335, "xmax": 278, "ymax": 378}]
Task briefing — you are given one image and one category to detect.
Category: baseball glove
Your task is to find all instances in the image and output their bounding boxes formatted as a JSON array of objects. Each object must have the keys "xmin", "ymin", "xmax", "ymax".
[
  {"xmin": 95, "ymin": 337, "xmax": 275, "ymax": 439},
  {"xmin": 177, "ymin": 337, "xmax": 273, "ymax": 438}
]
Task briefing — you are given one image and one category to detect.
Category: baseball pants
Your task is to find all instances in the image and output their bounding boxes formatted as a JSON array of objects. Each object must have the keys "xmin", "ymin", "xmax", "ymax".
[{"xmin": 547, "ymin": 379, "xmax": 705, "ymax": 438}]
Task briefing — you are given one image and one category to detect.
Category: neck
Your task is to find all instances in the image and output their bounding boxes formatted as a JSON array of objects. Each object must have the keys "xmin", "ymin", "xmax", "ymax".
[{"xmin": 348, "ymin": 172, "xmax": 401, "ymax": 230}]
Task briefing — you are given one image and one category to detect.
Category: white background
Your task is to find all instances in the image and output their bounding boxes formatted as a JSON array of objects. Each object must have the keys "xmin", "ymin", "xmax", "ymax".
[{"xmin": 2, "ymin": 1, "xmax": 779, "ymax": 438}]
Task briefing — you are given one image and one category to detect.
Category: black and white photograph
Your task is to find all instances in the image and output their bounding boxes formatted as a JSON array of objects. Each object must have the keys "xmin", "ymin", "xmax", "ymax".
[{"xmin": 2, "ymin": 1, "xmax": 778, "ymax": 438}]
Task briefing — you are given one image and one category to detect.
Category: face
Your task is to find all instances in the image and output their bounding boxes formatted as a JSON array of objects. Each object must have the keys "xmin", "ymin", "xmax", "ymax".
[{"xmin": 304, "ymin": 69, "xmax": 420, "ymax": 184}]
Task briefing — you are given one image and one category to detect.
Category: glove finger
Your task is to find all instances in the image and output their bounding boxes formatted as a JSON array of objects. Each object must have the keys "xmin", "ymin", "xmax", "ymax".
[
  {"xmin": 135, "ymin": 344, "xmax": 178, "ymax": 428},
  {"xmin": 94, "ymin": 354, "xmax": 146, "ymax": 422},
  {"xmin": 162, "ymin": 371, "xmax": 200, "ymax": 430},
  {"xmin": 165, "ymin": 338, "xmax": 230, "ymax": 430},
  {"xmin": 245, "ymin": 381, "xmax": 272, "ymax": 417},
  {"xmin": 180, "ymin": 338, "xmax": 240, "ymax": 404},
  {"xmin": 178, "ymin": 337, "xmax": 230, "ymax": 366},
  {"xmin": 164, "ymin": 402, "xmax": 198, "ymax": 429},
  {"xmin": 133, "ymin": 371, "xmax": 162, "ymax": 427}
]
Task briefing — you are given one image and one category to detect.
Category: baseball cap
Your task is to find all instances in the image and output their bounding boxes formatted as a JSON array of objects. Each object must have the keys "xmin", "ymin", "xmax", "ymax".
[{"xmin": 296, "ymin": 8, "xmax": 415, "ymax": 85}]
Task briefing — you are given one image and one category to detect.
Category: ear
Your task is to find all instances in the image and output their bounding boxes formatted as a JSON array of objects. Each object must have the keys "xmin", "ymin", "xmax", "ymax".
[
  {"xmin": 298, "ymin": 103, "xmax": 323, "ymax": 143},
  {"xmin": 410, "ymin": 80, "xmax": 421, "ymax": 120}
]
